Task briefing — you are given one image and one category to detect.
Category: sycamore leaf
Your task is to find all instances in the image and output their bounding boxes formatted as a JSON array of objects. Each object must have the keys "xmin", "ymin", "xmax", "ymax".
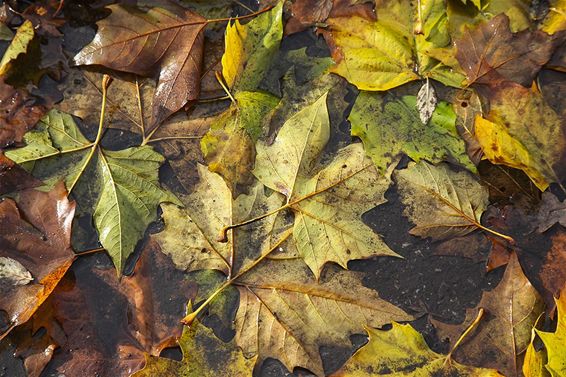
[
  {"xmin": 73, "ymin": 3, "xmax": 205, "ymax": 129},
  {"xmin": 234, "ymin": 259, "xmax": 413, "ymax": 376},
  {"xmin": 433, "ymin": 253, "xmax": 544, "ymax": 376},
  {"xmin": 416, "ymin": 80, "xmax": 438, "ymax": 124},
  {"xmin": 200, "ymin": 91, "xmax": 279, "ymax": 194},
  {"xmin": 0, "ymin": 257, "xmax": 33, "ymax": 286},
  {"xmin": 395, "ymin": 161, "xmax": 489, "ymax": 240},
  {"xmin": 455, "ymin": 14, "xmax": 557, "ymax": 87},
  {"xmin": 221, "ymin": 2, "xmax": 283, "ymax": 92},
  {"xmin": 0, "ymin": 20, "xmax": 34, "ymax": 75},
  {"xmin": 541, "ymin": 0, "xmax": 566, "ymax": 34},
  {"xmin": 254, "ymin": 94, "xmax": 400, "ymax": 277},
  {"xmin": 5, "ymin": 109, "xmax": 177, "ymax": 273},
  {"xmin": 323, "ymin": 0, "xmax": 465, "ymax": 90},
  {"xmin": 536, "ymin": 285, "xmax": 566, "ymax": 377},
  {"xmin": 331, "ymin": 323, "xmax": 503, "ymax": 376},
  {"xmin": 133, "ymin": 318, "xmax": 255, "ymax": 377},
  {"xmin": 349, "ymin": 91, "xmax": 475, "ymax": 173},
  {"xmin": 475, "ymin": 83, "xmax": 566, "ymax": 191}
]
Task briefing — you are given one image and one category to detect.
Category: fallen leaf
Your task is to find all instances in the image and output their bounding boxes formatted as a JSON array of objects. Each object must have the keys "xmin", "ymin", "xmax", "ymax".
[
  {"xmin": 0, "ymin": 183, "xmax": 75, "ymax": 340},
  {"xmin": 234, "ymin": 259, "xmax": 413, "ymax": 376},
  {"xmin": 416, "ymin": 80, "xmax": 438, "ymax": 124},
  {"xmin": 541, "ymin": 0, "xmax": 566, "ymax": 34},
  {"xmin": 523, "ymin": 326, "xmax": 550, "ymax": 377},
  {"xmin": 0, "ymin": 153, "xmax": 41, "ymax": 195},
  {"xmin": 331, "ymin": 322, "xmax": 503, "ymax": 376},
  {"xmin": 538, "ymin": 231, "xmax": 566, "ymax": 310},
  {"xmin": 0, "ymin": 257, "xmax": 33, "ymax": 286},
  {"xmin": 433, "ymin": 253, "xmax": 544, "ymax": 376},
  {"xmin": 536, "ymin": 285, "xmax": 566, "ymax": 377},
  {"xmin": 475, "ymin": 83, "xmax": 566, "ymax": 191},
  {"xmin": 395, "ymin": 161, "xmax": 490, "ymax": 240},
  {"xmin": 536, "ymin": 192, "xmax": 566, "ymax": 232},
  {"xmin": 453, "ymin": 89, "xmax": 484, "ymax": 165},
  {"xmin": 73, "ymin": 3, "xmax": 206, "ymax": 129},
  {"xmin": 0, "ymin": 20, "xmax": 34, "ymax": 75},
  {"xmin": 254, "ymin": 93, "xmax": 400, "ymax": 277},
  {"xmin": 132, "ymin": 317, "xmax": 255, "ymax": 377},
  {"xmin": 349, "ymin": 91, "xmax": 475, "ymax": 173},
  {"xmin": 0, "ymin": 22, "xmax": 12, "ymax": 40},
  {"xmin": 455, "ymin": 14, "xmax": 557, "ymax": 87}
]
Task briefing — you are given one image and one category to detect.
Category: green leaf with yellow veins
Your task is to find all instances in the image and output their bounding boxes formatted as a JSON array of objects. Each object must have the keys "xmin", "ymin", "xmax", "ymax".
[
  {"xmin": 536, "ymin": 287, "xmax": 566, "ymax": 377},
  {"xmin": 0, "ymin": 20, "xmax": 34, "ymax": 75},
  {"xmin": 221, "ymin": 1, "xmax": 283, "ymax": 92},
  {"xmin": 349, "ymin": 91, "xmax": 475, "ymax": 173},
  {"xmin": 324, "ymin": 0, "xmax": 465, "ymax": 90},
  {"xmin": 132, "ymin": 318, "xmax": 256, "ymax": 377},
  {"xmin": 254, "ymin": 93, "xmax": 400, "ymax": 278},
  {"xmin": 331, "ymin": 323, "xmax": 503, "ymax": 377},
  {"xmin": 200, "ymin": 91, "xmax": 278, "ymax": 194},
  {"xmin": 475, "ymin": 83, "xmax": 566, "ymax": 191}
]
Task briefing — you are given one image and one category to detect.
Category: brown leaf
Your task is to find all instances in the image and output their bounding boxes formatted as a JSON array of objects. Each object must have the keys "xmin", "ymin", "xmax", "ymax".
[
  {"xmin": 73, "ymin": 3, "xmax": 205, "ymax": 130},
  {"xmin": 0, "ymin": 153, "xmax": 41, "ymax": 195},
  {"xmin": 539, "ymin": 230, "xmax": 566, "ymax": 310},
  {"xmin": 0, "ymin": 79, "xmax": 47, "ymax": 148},
  {"xmin": 536, "ymin": 192, "xmax": 566, "ymax": 232},
  {"xmin": 432, "ymin": 253, "xmax": 544, "ymax": 377},
  {"xmin": 455, "ymin": 14, "xmax": 557, "ymax": 87},
  {"xmin": 0, "ymin": 182, "xmax": 75, "ymax": 340}
]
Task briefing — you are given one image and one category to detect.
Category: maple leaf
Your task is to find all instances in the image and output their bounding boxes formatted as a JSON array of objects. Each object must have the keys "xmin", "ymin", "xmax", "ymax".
[
  {"xmin": 0, "ymin": 183, "xmax": 75, "ymax": 340},
  {"xmin": 455, "ymin": 14, "xmax": 557, "ymax": 87},
  {"xmin": 73, "ymin": 3, "xmax": 206, "ymax": 129},
  {"xmin": 536, "ymin": 284, "xmax": 566, "ymax": 377},
  {"xmin": 349, "ymin": 91, "xmax": 475, "ymax": 173},
  {"xmin": 433, "ymin": 253, "xmax": 544, "ymax": 376},
  {"xmin": 331, "ymin": 322, "xmax": 503, "ymax": 376}
]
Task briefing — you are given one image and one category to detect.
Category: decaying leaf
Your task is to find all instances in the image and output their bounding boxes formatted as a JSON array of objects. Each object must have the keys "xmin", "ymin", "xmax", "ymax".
[
  {"xmin": 416, "ymin": 80, "xmax": 438, "ymax": 124},
  {"xmin": 433, "ymin": 253, "xmax": 544, "ymax": 376},
  {"xmin": 331, "ymin": 322, "xmax": 503, "ymax": 376},
  {"xmin": 395, "ymin": 161, "xmax": 489, "ymax": 240},
  {"xmin": 536, "ymin": 285, "xmax": 566, "ymax": 377},
  {"xmin": 453, "ymin": 89, "xmax": 484, "ymax": 165},
  {"xmin": 0, "ymin": 153, "xmax": 41, "ymax": 195},
  {"xmin": 540, "ymin": 0, "xmax": 566, "ymax": 35},
  {"xmin": 536, "ymin": 192, "xmax": 566, "ymax": 232},
  {"xmin": 538, "ymin": 231, "xmax": 566, "ymax": 310},
  {"xmin": 234, "ymin": 259, "xmax": 413, "ymax": 376},
  {"xmin": 475, "ymin": 83, "xmax": 566, "ymax": 191},
  {"xmin": 0, "ymin": 257, "xmax": 33, "ymax": 286},
  {"xmin": 73, "ymin": 3, "xmax": 206, "ymax": 129},
  {"xmin": 0, "ymin": 20, "xmax": 34, "ymax": 75},
  {"xmin": 0, "ymin": 183, "xmax": 75, "ymax": 340},
  {"xmin": 349, "ymin": 91, "xmax": 475, "ymax": 173}
]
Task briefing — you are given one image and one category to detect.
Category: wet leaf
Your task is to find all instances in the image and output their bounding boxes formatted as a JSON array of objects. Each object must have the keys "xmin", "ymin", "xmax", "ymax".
[
  {"xmin": 331, "ymin": 322, "xmax": 503, "ymax": 376},
  {"xmin": 395, "ymin": 161, "xmax": 489, "ymax": 240},
  {"xmin": 0, "ymin": 257, "xmax": 33, "ymax": 286},
  {"xmin": 73, "ymin": 3, "xmax": 206, "ymax": 129},
  {"xmin": 433, "ymin": 253, "xmax": 544, "ymax": 376},
  {"xmin": 474, "ymin": 83, "xmax": 566, "ymax": 191},
  {"xmin": 0, "ymin": 153, "xmax": 41, "ymax": 195},
  {"xmin": 0, "ymin": 20, "xmax": 34, "ymax": 75},
  {"xmin": 0, "ymin": 183, "xmax": 75, "ymax": 340},
  {"xmin": 536, "ymin": 285, "xmax": 566, "ymax": 377},
  {"xmin": 536, "ymin": 192, "xmax": 566, "ymax": 232},
  {"xmin": 349, "ymin": 91, "xmax": 475, "ymax": 173},
  {"xmin": 455, "ymin": 14, "xmax": 557, "ymax": 87}
]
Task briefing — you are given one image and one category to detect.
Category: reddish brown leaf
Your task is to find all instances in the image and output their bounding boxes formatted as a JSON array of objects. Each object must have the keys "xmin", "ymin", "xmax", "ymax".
[
  {"xmin": 455, "ymin": 14, "xmax": 557, "ymax": 87},
  {"xmin": 539, "ymin": 230, "xmax": 566, "ymax": 310},
  {"xmin": 0, "ymin": 182, "xmax": 75, "ymax": 340},
  {"xmin": 73, "ymin": 3, "xmax": 205, "ymax": 130},
  {"xmin": 0, "ymin": 153, "xmax": 41, "ymax": 195},
  {"xmin": 0, "ymin": 79, "xmax": 47, "ymax": 148}
]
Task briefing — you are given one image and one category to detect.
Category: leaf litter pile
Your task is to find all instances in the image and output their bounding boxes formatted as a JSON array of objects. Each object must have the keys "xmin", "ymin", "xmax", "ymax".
[{"xmin": 0, "ymin": 0, "xmax": 565, "ymax": 376}]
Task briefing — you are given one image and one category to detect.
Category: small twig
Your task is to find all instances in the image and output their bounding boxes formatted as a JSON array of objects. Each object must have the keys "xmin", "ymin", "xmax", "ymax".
[{"xmin": 75, "ymin": 247, "xmax": 106, "ymax": 257}]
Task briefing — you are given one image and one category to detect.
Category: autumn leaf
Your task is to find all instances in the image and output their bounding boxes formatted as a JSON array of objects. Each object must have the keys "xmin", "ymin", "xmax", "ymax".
[
  {"xmin": 0, "ymin": 20, "xmax": 34, "ymax": 75},
  {"xmin": 537, "ymin": 231, "xmax": 566, "ymax": 310},
  {"xmin": 234, "ymin": 259, "xmax": 413, "ymax": 376},
  {"xmin": 536, "ymin": 285, "xmax": 566, "ymax": 377},
  {"xmin": 455, "ymin": 14, "xmax": 557, "ymax": 87},
  {"xmin": 253, "ymin": 93, "xmax": 400, "ymax": 277},
  {"xmin": 433, "ymin": 253, "xmax": 544, "ymax": 376},
  {"xmin": 73, "ymin": 3, "xmax": 206, "ymax": 129},
  {"xmin": 349, "ymin": 91, "xmax": 475, "ymax": 173},
  {"xmin": 523, "ymin": 326, "xmax": 550, "ymax": 377},
  {"xmin": 331, "ymin": 322, "xmax": 503, "ymax": 376},
  {"xmin": 0, "ymin": 183, "xmax": 75, "ymax": 340},
  {"xmin": 132, "ymin": 317, "xmax": 255, "ymax": 377},
  {"xmin": 5, "ymin": 109, "xmax": 179, "ymax": 273},
  {"xmin": 0, "ymin": 153, "xmax": 41, "ymax": 195},
  {"xmin": 474, "ymin": 83, "xmax": 566, "ymax": 191},
  {"xmin": 323, "ymin": 0, "xmax": 465, "ymax": 90},
  {"xmin": 541, "ymin": 0, "xmax": 566, "ymax": 34},
  {"xmin": 536, "ymin": 192, "xmax": 566, "ymax": 232}
]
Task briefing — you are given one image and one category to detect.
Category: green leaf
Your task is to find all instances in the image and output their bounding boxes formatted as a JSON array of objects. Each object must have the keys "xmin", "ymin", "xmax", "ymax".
[
  {"xmin": 221, "ymin": 1, "xmax": 283, "ymax": 92},
  {"xmin": 0, "ymin": 20, "xmax": 34, "ymax": 75},
  {"xmin": 349, "ymin": 91, "xmax": 475, "ymax": 173}
]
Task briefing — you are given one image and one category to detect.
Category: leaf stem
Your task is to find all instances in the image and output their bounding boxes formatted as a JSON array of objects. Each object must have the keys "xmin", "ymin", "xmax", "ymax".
[
  {"xmin": 75, "ymin": 247, "xmax": 106, "ymax": 258},
  {"xmin": 215, "ymin": 71, "xmax": 236, "ymax": 105},
  {"xmin": 135, "ymin": 77, "xmax": 146, "ymax": 140},
  {"xmin": 205, "ymin": 5, "xmax": 274, "ymax": 25},
  {"xmin": 145, "ymin": 135, "xmax": 203, "ymax": 144},
  {"xmin": 444, "ymin": 308, "xmax": 484, "ymax": 366}
]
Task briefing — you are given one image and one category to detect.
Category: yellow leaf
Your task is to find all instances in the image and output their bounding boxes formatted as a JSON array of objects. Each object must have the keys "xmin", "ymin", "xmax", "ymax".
[
  {"xmin": 536, "ymin": 286, "xmax": 566, "ymax": 377},
  {"xmin": 0, "ymin": 20, "xmax": 34, "ymax": 75},
  {"xmin": 541, "ymin": 0, "xmax": 566, "ymax": 34}
]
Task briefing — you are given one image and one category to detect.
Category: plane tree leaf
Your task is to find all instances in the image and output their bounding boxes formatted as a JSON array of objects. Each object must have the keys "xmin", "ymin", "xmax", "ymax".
[
  {"xmin": 0, "ymin": 183, "xmax": 75, "ymax": 340},
  {"xmin": 433, "ymin": 253, "xmax": 544, "ymax": 377},
  {"xmin": 234, "ymin": 259, "xmax": 413, "ymax": 376},
  {"xmin": 331, "ymin": 322, "xmax": 503, "ymax": 376},
  {"xmin": 254, "ymin": 93, "xmax": 400, "ymax": 277},
  {"xmin": 455, "ymin": 14, "xmax": 557, "ymax": 87},
  {"xmin": 349, "ymin": 91, "xmax": 475, "ymax": 173},
  {"xmin": 323, "ymin": 0, "xmax": 465, "ymax": 90},
  {"xmin": 394, "ymin": 161, "xmax": 489, "ymax": 240},
  {"xmin": 73, "ymin": 3, "xmax": 206, "ymax": 129},
  {"xmin": 474, "ymin": 83, "xmax": 566, "ymax": 191},
  {"xmin": 536, "ymin": 285, "xmax": 566, "ymax": 377}
]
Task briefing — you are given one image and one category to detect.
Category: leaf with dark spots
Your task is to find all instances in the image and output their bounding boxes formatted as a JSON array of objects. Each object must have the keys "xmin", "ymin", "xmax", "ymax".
[
  {"xmin": 0, "ymin": 153, "xmax": 41, "ymax": 195},
  {"xmin": 455, "ymin": 14, "xmax": 557, "ymax": 87},
  {"xmin": 0, "ymin": 183, "xmax": 75, "ymax": 340},
  {"xmin": 73, "ymin": 3, "xmax": 206, "ymax": 130}
]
